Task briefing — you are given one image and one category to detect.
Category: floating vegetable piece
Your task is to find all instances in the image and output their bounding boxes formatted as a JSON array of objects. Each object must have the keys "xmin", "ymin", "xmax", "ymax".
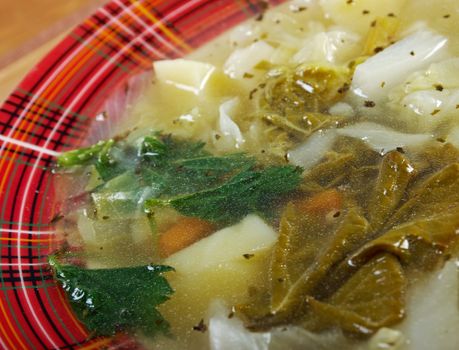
[
  {"xmin": 288, "ymin": 130, "xmax": 338, "ymax": 171},
  {"xmin": 351, "ymin": 30, "xmax": 448, "ymax": 101},
  {"xmin": 362, "ymin": 17, "xmax": 400, "ymax": 56},
  {"xmin": 49, "ymin": 256, "xmax": 174, "ymax": 337},
  {"xmin": 158, "ymin": 217, "xmax": 216, "ymax": 258},
  {"xmin": 147, "ymin": 165, "xmax": 303, "ymax": 225},
  {"xmin": 349, "ymin": 211, "xmax": 459, "ymax": 269},
  {"xmin": 260, "ymin": 63, "xmax": 351, "ymax": 115},
  {"xmin": 154, "ymin": 59, "xmax": 216, "ymax": 95},
  {"xmin": 262, "ymin": 112, "xmax": 344, "ymax": 140},
  {"xmin": 295, "ymin": 189, "xmax": 343, "ymax": 217},
  {"xmin": 336, "ymin": 122, "xmax": 433, "ymax": 155},
  {"xmin": 224, "ymin": 41, "xmax": 275, "ymax": 79},
  {"xmin": 57, "ymin": 140, "xmax": 114, "ymax": 168},
  {"xmin": 270, "ymin": 208, "xmax": 369, "ymax": 316},
  {"xmin": 305, "ymin": 253, "xmax": 406, "ymax": 335},
  {"xmin": 367, "ymin": 151, "xmax": 416, "ymax": 231},
  {"xmin": 387, "ymin": 163, "xmax": 459, "ymax": 226}
]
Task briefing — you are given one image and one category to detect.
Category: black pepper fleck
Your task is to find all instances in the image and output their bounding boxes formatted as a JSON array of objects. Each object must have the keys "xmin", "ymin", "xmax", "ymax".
[
  {"xmin": 292, "ymin": 6, "xmax": 307, "ymax": 13},
  {"xmin": 243, "ymin": 253, "xmax": 255, "ymax": 260},
  {"xmin": 434, "ymin": 84, "xmax": 444, "ymax": 91},
  {"xmin": 364, "ymin": 100, "xmax": 376, "ymax": 108},
  {"xmin": 362, "ymin": 9, "xmax": 370, "ymax": 15},
  {"xmin": 431, "ymin": 109, "xmax": 441, "ymax": 116},
  {"xmin": 337, "ymin": 83, "xmax": 350, "ymax": 94},
  {"xmin": 193, "ymin": 319, "xmax": 208, "ymax": 333}
]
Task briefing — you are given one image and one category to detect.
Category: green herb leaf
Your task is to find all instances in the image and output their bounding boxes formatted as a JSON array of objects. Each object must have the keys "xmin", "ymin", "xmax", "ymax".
[
  {"xmin": 59, "ymin": 132, "xmax": 303, "ymax": 225},
  {"xmin": 146, "ymin": 165, "xmax": 303, "ymax": 225},
  {"xmin": 49, "ymin": 256, "xmax": 174, "ymax": 337}
]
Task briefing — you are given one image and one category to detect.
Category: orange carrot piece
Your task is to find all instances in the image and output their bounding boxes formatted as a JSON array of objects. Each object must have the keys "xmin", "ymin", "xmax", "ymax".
[
  {"xmin": 158, "ymin": 217, "xmax": 216, "ymax": 258},
  {"xmin": 295, "ymin": 189, "xmax": 343, "ymax": 216}
]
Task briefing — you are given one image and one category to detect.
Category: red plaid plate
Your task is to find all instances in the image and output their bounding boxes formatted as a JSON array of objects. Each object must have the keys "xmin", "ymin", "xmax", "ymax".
[{"xmin": 0, "ymin": 0, "xmax": 285, "ymax": 349}]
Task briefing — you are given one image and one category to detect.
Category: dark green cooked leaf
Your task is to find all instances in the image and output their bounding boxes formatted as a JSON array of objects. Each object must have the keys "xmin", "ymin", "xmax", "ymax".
[{"xmin": 49, "ymin": 256, "xmax": 174, "ymax": 338}]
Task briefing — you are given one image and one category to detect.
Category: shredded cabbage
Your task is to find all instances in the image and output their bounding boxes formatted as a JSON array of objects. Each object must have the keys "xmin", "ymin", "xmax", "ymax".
[
  {"xmin": 336, "ymin": 122, "xmax": 433, "ymax": 154},
  {"xmin": 351, "ymin": 30, "xmax": 448, "ymax": 101}
]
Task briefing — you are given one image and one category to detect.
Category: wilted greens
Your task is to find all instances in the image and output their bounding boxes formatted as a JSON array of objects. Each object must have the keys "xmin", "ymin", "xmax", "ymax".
[{"xmin": 238, "ymin": 142, "xmax": 459, "ymax": 335}]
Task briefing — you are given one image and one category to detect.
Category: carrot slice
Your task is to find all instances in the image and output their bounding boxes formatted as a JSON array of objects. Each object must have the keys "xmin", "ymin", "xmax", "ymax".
[
  {"xmin": 295, "ymin": 189, "xmax": 342, "ymax": 216},
  {"xmin": 158, "ymin": 217, "xmax": 216, "ymax": 258}
]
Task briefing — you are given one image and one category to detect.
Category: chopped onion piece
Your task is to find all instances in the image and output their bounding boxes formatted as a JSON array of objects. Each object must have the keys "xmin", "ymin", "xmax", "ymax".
[
  {"xmin": 351, "ymin": 31, "xmax": 448, "ymax": 101},
  {"xmin": 288, "ymin": 130, "xmax": 337, "ymax": 171},
  {"xmin": 219, "ymin": 98, "xmax": 244, "ymax": 148},
  {"xmin": 224, "ymin": 41, "xmax": 275, "ymax": 79},
  {"xmin": 154, "ymin": 59, "xmax": 216, "ymax": 95},
  {"xmin": 337, "ymin": 122, "xmax": 433, "ymax": 154}
]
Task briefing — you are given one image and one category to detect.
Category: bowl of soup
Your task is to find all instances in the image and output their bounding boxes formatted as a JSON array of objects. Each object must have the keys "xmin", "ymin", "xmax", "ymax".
[{"xmin": 2, "ymin": 0, "xmax": 459, "ymax": 349}]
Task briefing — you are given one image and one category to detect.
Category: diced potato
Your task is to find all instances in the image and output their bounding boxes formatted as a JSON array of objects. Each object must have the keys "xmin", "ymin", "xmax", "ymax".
[
  {"xmin": 165, "ymin": 214, "xmax": 277, "ymax": 271},
  {"xmin": 159, "ymin": 215, "xmax": 278, "ymax": 349},
  {"xmin": 154, "ymin": 59, "xmax": 216, "ymax": 95}
]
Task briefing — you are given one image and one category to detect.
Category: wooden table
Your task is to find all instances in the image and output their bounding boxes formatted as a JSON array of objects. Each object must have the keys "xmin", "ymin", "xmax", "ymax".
[{"xmin": 0, "ymin": 0, "xmax": 107, "ymax": 103}]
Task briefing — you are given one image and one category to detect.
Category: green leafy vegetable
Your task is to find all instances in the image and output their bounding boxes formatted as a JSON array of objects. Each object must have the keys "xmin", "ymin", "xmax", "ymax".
[
  {"xmin": 57, "ymin": 140, "xmax": 114, "ymax": 168},
  {"xmin": 49, "ymin": 256, "xmax": 174, "ymax": 337},
  {"xmin": 240, "ymin": 143, "xmax": 459, "ymax": 336},
  {"xmin": 59, "ymin": 132, "xmax": 302, "ymax": 225},
  {"xmin": 146, "ymin": 164, "xmax": 302, "ymax": 225},
  {"xmin": 259, "ymin": 63, "xmax": 351, "ymax": 116}
]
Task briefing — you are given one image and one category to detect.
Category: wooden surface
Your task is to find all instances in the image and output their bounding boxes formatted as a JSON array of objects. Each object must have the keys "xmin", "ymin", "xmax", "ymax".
[{"xmin": 0, "ymin": 0, "xmax": 107, "ymax": 103}]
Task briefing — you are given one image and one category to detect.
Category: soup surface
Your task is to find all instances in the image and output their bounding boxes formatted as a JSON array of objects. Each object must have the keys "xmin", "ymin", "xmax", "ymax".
[{"xmin": 52, "ymin": 1, "xmax": 459, "ymax": 349}]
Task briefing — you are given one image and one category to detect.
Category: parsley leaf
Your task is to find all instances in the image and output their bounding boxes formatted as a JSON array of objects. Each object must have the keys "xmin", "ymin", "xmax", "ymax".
[{"xmin": 49, "ymin": 257, "xmax": 174, "ymax": 337}]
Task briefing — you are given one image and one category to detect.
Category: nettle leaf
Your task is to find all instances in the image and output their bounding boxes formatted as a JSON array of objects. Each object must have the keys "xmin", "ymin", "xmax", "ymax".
[
  {"xmin": 146, "ymin": 165, "xmax": 303, "ymax": 225},
  {"xmin": 50, "ymin": 257, "xmax": 174, "ymax": 337}
]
